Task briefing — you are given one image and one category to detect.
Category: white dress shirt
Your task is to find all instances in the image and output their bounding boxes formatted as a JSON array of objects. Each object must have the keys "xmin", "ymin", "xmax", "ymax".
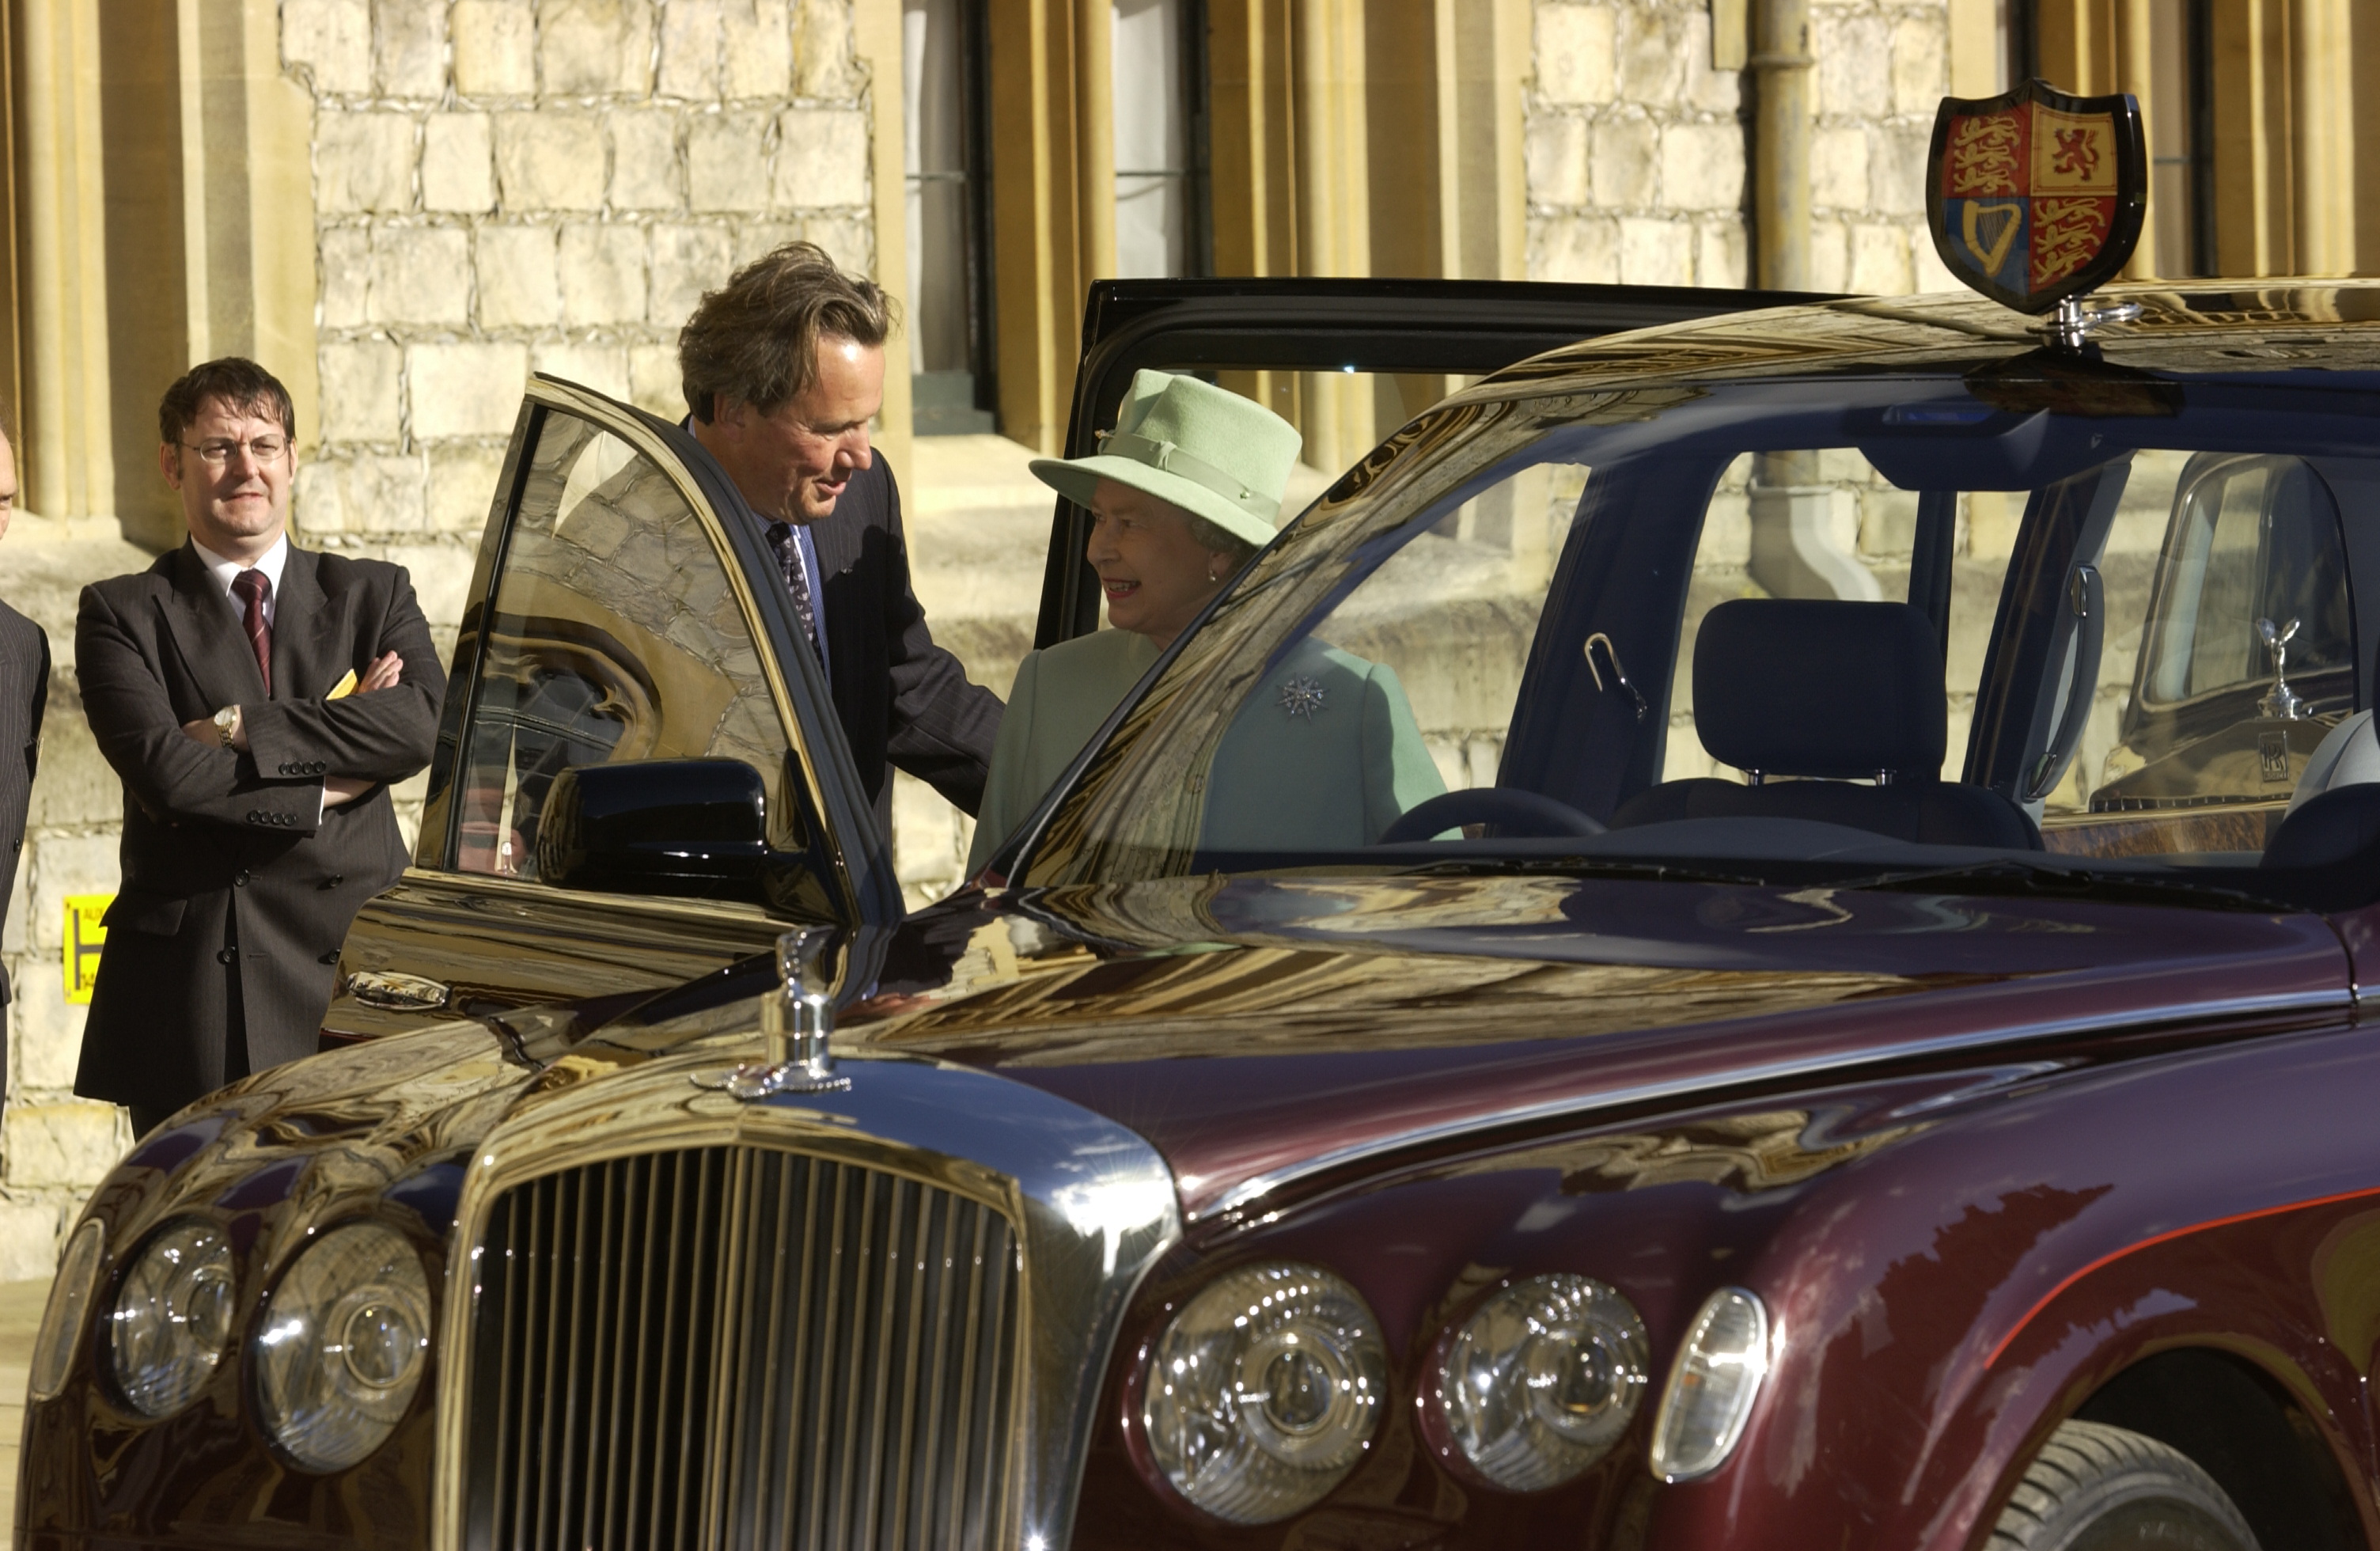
[{"xmin": 191, "ymin": 533, "xmax": 290, "ymax": 629}]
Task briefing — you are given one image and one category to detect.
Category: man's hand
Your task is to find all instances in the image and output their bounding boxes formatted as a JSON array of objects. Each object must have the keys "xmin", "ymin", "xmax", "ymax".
[
  {"xmin": 180, "ymin": 707, "xmax": 244, "ymax": 751},
  {"xmin": 323, "ymin": 776, "xmax": 373, "ymax": 808},
  {"xmin": 356, "ymin": 651, "xmax": 403, "ymax": 693}
]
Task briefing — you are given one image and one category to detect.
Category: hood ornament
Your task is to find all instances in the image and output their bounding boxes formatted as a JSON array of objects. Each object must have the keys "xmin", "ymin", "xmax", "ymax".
[
  {"xmin": 2257, "ymin": 616, "xmax": 2310, "ymax": 721},
  {"xmin": 692, "ymin": 927, "xmax": 851, "ymax": 1098}
]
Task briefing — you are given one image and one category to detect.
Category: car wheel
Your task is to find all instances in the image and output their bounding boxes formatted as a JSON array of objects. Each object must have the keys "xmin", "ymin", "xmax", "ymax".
[{"xmin": 1988, "ymin": 1420, "xmax": 2258, "ymax": 1551}]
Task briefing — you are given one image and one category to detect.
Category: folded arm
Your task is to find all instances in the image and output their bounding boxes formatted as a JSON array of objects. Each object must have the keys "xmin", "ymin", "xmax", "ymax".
[
  {"xmin": 240, "ymin": 571, "xmax": 445, "ymax": 789},
  {"xmin": 76, "ymin": 586, "xmax": 323, "ymax": 832}
]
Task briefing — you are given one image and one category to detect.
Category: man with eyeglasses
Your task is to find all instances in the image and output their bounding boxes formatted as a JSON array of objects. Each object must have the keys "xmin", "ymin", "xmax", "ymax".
[{"xmin": 73, "ymin": 357, "xmax": 445, "ymax": 1136}]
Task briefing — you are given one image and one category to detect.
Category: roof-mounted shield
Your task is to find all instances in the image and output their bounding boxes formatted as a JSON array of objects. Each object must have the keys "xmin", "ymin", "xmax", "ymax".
[{"xmin": 1927, "ymin": 79, "xmax": 2147, "ymax": 315}]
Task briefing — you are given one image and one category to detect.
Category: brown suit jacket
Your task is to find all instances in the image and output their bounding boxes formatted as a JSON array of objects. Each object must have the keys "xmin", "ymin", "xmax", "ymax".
[{"xmin": 73, "ymin": 544, "xmax": 442, "ymax": 1111}]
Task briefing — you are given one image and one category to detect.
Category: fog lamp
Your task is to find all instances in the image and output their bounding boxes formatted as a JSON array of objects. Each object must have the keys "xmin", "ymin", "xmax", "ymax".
[
  {"xmin": 1647, "ymin": 1287, "xmax": 1771, "ymax": 1481},
  {"xmin": 1431, "ymin": 1273, "xmax": 1649, "ymax": 1491},
  {"xmin": 254, "ymin": 1222, "xmax": 432, "ymax": 1471},
  {"xmin": 30, "ymin": 1218, "xmax": 105, "ymax": 1401},
  {"xmin": 110, "ymin": 1219, "xmax": 236, "ymax": 1416},
  {"xmin": 1141, "ymin": 1261, "xmax": 1388, "ymax": 1523}
]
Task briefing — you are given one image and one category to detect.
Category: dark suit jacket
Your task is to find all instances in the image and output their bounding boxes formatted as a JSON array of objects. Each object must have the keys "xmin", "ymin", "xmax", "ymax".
[
  {"xmin": 760, "ymin": 455, "xmax": 1001, "ymax": 828},
  {"xmin": 0, "ymin": 599, "xmax": 47, "ymax": 1006},
  {"xmin": 73, "ymin": 544, "xmax": 443, "ymax": 1110}
]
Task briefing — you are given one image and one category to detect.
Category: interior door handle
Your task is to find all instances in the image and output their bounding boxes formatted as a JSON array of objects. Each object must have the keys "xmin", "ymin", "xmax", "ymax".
[
  {"xmin": 343, "ymin": 970, "xmax": 451, "ymax": 1012},
  {"xmin": 2026, "ymin": 563, "xmax": 2105, "ymax": 802}
]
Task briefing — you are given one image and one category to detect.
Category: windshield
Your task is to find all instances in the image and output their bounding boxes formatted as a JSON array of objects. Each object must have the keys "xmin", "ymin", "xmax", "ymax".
[{"xmin": 1020, "ymin": 357, "xmax": 2380, "ymax": 908}]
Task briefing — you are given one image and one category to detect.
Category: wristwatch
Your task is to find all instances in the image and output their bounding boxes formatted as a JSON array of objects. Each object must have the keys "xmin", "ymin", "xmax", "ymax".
[{"xmin": 212, "ymin": 706, "xmax": 239, "ymax": 749}]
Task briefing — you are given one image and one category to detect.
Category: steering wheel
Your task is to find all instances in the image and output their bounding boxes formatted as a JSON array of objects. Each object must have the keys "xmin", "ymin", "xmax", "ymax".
[{"xmin": 1378, "ymin": 788, "xmax": 1607, "ymax": 844}]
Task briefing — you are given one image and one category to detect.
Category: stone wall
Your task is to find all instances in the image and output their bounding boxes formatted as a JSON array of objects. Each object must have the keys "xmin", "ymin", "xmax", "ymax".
[
  {"xmin": 1525, "ymin": 0, "xmax": 1957, "ymax": 294},
  {"xmin": 283, "ymin": 0, "xmax": 873, "ymax": 698}
]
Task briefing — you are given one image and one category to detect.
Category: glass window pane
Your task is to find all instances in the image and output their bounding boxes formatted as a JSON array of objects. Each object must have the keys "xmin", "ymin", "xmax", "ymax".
[
  {"xmin": 1113, "ymin": 0, "xmax": 1188, "ymax": 279},
  {"xmin": 453, "ymin": 411, "xmax": 793, "ymax": 879}
]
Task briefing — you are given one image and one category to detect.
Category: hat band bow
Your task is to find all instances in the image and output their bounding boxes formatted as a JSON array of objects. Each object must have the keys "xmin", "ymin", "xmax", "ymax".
[{"xmin": 1103, "ymin": 430, "xmax": 1280, "ymax": 521}]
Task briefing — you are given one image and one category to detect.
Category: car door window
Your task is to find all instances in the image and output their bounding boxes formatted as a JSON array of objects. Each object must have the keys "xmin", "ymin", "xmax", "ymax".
[
  {"xmin": 450, "ymin": 408, "xmax": 794, "ymax": 878},
  {"xmin": 2136, "ymin": 455, "xmax": 2352, "ymax": 710}
]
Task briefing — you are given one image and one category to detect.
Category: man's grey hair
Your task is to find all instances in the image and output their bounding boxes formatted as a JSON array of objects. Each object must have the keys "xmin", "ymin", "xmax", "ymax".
[{"xmin": 679, "ymin": 241, "xmax": 897, "ymax": 423}]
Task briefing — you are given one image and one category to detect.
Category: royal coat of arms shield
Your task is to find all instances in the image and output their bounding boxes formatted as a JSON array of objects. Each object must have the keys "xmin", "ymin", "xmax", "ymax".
[{"xmin": 1927, "ymin": 79, "xmax": 2147, "ymax": 314}]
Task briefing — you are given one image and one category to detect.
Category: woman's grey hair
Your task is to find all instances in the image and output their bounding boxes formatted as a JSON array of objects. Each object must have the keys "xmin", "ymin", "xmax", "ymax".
[
  {"xmin": 1183, "ymin": 514, "xmax": 1259, "ymax": 567},
  {"xmin": 679, "ymin": 241, "xmax": 899, "ymax": 422}
]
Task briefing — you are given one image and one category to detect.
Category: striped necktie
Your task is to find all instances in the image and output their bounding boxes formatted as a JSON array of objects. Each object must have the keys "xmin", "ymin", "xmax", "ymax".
[
  {"xmin": 230, "ymin": 568, "xmax": 272, "ymax": 695},
  {"xmin": 764, "ymin": 521, "xmax": 821, "ymax": 661}
]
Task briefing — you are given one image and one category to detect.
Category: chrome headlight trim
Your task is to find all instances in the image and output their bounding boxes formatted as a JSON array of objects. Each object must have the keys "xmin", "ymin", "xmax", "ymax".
[
  {"xmin": 1648, "ymin": 1286, "xmax": 1772, "ymax": 1482},
  {"xmin": 109, "ymin": 1217, "xmax": 237, "ymax": 1418},
  {"xmin": 1139, "ymin": 1261, "xmax": 1389, "ymax": 1524},
  {"xmin": 254, "ymin": 1220, "xmax": 434, "ymax": 1473},
  {"xmin": 29, "ymin": 1218, "xmax": 105, "ymax": 1401},
  {"xmin": 1427, "ymin": 1273, "xmax": 1650, "ymax": 1492}
]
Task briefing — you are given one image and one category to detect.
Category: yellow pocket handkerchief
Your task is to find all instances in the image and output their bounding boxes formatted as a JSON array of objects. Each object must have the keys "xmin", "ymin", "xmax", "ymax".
[{"xmin": 326, "ymin": 669, "xmax": 358, "ymax": 701}]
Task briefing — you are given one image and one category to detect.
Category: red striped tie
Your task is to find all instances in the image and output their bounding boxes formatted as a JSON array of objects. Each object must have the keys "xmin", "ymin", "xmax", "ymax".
[{"xmin": 231, "ymin": 568, "xmax": 272, "ymax": 696}]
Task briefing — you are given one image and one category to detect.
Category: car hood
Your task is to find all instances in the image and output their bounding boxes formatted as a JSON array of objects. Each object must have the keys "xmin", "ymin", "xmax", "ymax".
[
  {"xmin": 741, "ymin": 873, "xmax": 2351, "ymax": 1221},
  {"xmin": 127, "ymin": 874, "xmax": 2350, "ymax": 1237}
]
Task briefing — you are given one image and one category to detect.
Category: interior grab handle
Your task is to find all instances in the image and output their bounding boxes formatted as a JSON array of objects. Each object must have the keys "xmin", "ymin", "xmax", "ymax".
[
  {"xmin": 2024, "ymin": 564, "xmax": 2104, "ymax": 802},
  {"xmin": 1584, "ymin": 633, "xmax": 1650, "ymax": 722}
]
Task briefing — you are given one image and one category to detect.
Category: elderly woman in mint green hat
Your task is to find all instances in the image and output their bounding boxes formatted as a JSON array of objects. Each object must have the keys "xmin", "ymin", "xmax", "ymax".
[{"xmin": 967, "ymin": 370, "xmax": 1442, "ymax": 875}]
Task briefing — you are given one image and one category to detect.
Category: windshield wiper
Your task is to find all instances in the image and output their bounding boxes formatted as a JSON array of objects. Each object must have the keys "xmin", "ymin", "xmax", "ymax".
[{"xmin": 1836, "ymin": 858, "xmax": 2290, "ymax": 912}]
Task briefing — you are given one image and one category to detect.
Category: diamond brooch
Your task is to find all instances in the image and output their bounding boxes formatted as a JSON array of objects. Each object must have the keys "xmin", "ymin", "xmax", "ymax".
[{"xmin": 1279, "ymin": 676, "xmax": 1327, "ymax": 719}]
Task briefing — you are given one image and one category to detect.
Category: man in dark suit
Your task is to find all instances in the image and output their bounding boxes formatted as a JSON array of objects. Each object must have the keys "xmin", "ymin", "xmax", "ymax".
[
  {"xmin": 0, "ymin": 428, "xmax": 48, "ymax": 1113},
  {"xmin": 679, "ymin": 242, "xmax": 999, "ymax": 832},
  {"xmin": 75, "ymin": 358, "xmax": 443, "ymax": 1135}
]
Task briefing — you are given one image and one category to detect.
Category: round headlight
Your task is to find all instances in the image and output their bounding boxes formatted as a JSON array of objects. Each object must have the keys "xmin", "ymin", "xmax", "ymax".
[
  {"xmin": 1648, "ymin": 1286, "xmax": 1771, "ymax": 1482},
  {"xmin": 1431, "ymin": 1273, "xmax": 1650, "ymax": 1491},
  {"xmin": 254, "ymin": 1222, "xmax": 432, "ymax": 1472},
  {"xmin": 30, "ymin": 1218, "xmax": 106, "ymax": 1401},
  {"xmin": 1141, "ymin": 1261, "xmax": 1389, "ymax": 1524},
  {"xmin": 110, "ymin": 1219, "xmax": 237, "ymax": 1416}
]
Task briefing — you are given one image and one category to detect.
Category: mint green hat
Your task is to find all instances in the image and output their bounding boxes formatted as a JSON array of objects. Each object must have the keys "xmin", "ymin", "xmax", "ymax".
[{"xmin": 1029, "ymin": 369, "xmax": 1302, "ymax": 549}]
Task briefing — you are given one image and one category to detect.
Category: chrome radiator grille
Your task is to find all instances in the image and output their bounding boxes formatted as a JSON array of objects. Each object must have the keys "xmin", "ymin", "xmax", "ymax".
[{"xmin": 462, "ymin": 1146, "xmax": 1021, "ymax": 1550}]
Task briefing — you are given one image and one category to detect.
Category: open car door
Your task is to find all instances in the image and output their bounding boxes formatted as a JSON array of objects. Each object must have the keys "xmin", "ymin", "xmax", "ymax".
[{"xmin": 324, "ymin": 280, "xmax": 1821, "ymax": 1040}]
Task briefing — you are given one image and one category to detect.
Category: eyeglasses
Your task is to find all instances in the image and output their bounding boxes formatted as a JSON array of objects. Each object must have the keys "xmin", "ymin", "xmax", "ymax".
[{"xmin": 180, "ymin": 435, "xmax": 289, "ymax": 465}]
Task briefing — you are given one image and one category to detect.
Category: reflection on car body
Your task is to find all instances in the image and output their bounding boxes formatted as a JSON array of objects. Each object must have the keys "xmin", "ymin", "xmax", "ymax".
[{"xmin": 33, "ymin": 252, "xmax": 2380, "ymax": 1545}]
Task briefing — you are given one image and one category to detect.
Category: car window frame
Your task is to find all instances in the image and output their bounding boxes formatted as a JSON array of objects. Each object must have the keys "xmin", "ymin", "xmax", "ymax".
[{"xmin": 413, "ymin": 376, "xmax": 904, "ymax": 927}]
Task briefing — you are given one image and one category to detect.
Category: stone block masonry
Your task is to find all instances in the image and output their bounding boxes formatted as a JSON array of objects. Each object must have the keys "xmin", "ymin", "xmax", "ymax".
[
  {"xmin": 1525, "ymin": 0, "xmax": 1959, "ymax": 295},
  {"xmin": 284, "ymin": 0, "xmax": 878, "ymax": 821}
]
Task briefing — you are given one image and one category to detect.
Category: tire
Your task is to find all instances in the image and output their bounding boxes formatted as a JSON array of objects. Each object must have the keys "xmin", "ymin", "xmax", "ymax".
[{"xmin": 1988, "ymin": 1420, "xmax": 2259, "ymax": 1551}]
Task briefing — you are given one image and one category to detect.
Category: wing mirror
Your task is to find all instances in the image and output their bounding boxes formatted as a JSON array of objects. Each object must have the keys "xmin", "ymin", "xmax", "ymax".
[{"xmin": 536, "ymin": 759, "xmax": 796, "ymax": 904}]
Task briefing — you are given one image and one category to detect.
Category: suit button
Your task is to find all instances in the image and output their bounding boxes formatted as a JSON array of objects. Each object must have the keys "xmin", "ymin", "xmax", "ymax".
[
  {"xmin": 245, "ymin": 810, "xmax": 260, "ymax": 823},
  {"xmin": 234, "ymin": 870, "xmax": 250, "ymax": 888},
  {"xmin": 321, "ymin": 874, "xmax": 344, "ymax": 889},
  {"xmin": 318, "ymin": 950, "xmax": 339, "ymax": 965},
  {"xmin": 216, "ymin": 947, "xmax": 237, "ymax": 965},
  {"xmin": 312, "ymin": 762, "xmax": 325, "ymax": 774}
]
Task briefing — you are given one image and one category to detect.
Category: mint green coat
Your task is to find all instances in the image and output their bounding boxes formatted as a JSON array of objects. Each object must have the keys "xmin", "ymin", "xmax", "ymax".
[{"xmin": 967, "ymin": 628, "xmax": 1445, "ymax": 874}]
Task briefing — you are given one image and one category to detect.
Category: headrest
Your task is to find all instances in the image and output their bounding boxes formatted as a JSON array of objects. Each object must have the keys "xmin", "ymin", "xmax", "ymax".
[{"xmin": 1692, "ymin": 599, "xmax": 1946, "ymax": 780}]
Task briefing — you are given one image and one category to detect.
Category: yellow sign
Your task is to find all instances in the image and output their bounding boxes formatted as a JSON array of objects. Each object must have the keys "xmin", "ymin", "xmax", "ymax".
[{"xmin": 63, "ymin": 894, "xmax": 110, "ymax": 1004}]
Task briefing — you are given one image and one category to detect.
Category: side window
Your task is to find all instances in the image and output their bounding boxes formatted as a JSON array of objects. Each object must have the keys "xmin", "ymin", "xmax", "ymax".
[
  {"xmin": 2137, "ymin": 455, "xmax": 2352, "ymax": 710},
  {"xmin": 451, "ymin": 411, "xmax": 794, "ymax": 878}
]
